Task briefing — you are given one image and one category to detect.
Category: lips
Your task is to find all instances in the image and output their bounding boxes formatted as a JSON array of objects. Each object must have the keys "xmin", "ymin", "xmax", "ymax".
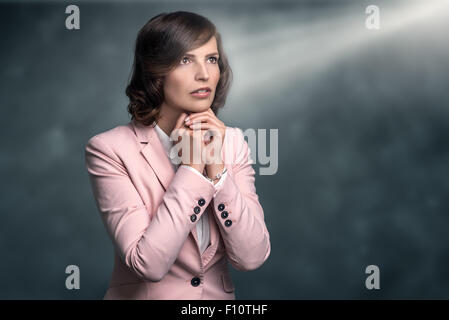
[
  {"xmin": 190, "ymin": 87, "xmax": 211, "ymax": 93},
  {"xmin": 190, "ymin": 90, "xmax": 211, "ymax": 98}
]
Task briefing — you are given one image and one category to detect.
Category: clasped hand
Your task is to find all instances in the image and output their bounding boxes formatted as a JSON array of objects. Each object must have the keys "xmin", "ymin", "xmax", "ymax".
[{"xmin": 170, "ymin": 108, "xmax": 226, "ymax": 177}]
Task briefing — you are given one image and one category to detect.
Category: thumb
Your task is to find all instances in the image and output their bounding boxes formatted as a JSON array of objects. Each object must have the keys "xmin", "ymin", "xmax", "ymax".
[{"xmin": 173, "ymin": 112, "xmax": 188, "ymax": 131}]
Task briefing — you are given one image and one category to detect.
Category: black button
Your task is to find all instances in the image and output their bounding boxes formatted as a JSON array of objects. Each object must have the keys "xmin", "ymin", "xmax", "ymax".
[
  {"xmin": 221, "ymin": 211, "xmax": 229, "ymax": 219},
  {"xmin": 190, "ymin": 214, "xmax": 197, "ymax": 222},
  {"xmin": 191, "ymin": 277, "xmax": 201, "ymax": 287},
  {"xmin": 198, "ymin": 198, "xmax": 206, "ymax": 206},
  {"xmin": 224, "ymin": 219, "xmax": 232, "ymax": 227},
  {"xmin": 194, "ymin": 206, "xmax": 201, "ymax": 214},
  {"xmin": 218, "ymin": 203, "xmax": 225, "ymax": 211}
]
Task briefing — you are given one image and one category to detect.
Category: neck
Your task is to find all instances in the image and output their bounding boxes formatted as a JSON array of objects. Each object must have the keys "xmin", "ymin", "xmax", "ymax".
[{"xmin": 156, "ymin": 104, "xmax": 186, "ymax": 137}]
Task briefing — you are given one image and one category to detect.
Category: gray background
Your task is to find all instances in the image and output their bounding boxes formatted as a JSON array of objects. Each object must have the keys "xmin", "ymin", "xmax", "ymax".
[{"xmin": 1, "ymin": 0, "xmax": 448, "ymax": 299}]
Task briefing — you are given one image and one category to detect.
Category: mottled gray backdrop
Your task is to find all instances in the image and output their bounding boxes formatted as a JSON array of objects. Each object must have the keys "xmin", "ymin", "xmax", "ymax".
[{"xmin": 1, "ymin": 0, "xmax": 448, "ymax": 299}]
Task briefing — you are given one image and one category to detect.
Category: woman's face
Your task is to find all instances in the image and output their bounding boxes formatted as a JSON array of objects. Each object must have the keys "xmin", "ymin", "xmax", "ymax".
[{"xmin": 162, "ymin": 36, "xmax": 220, "ymax": 114}]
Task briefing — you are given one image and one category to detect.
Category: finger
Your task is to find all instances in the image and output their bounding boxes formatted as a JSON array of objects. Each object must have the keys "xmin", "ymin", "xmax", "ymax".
[
  {"xmin": 190, "ymin": 126, "xmax": 223, "ymax": 144},
  {"xmin": 181, "ymin": 126, "xmax": 211, "ymax": 142},
  {"xmin": 174, "ymin": 112, "xmax": 189, "ymax": 130},
  {"xmin": 189, "ymin": 122, "xmax": 218, "ymax": 131},
  {"xmin": 186, "ymin": 109, "xmax": 211, "ymax": 119},
  {"xmin": 189, "ymin": 125, "xmax": 223, "ymax": 142},
  {"xmin": 182, "ymin": 126, "xmax": 215, "ymax": 140},
  {"xmin": 190, "ymin": 119, "xmax": 224, "ymax": 132},
  {"xmin": 186, "ymin": 114, "xmax": 218, "ymax": 125},
  {"xmin": 208, "ymin": 109, "xmax": 219, "ymax": 119},
  {"xmin": 188, "ymin": 112, "xmax": 223, "ymax": 126},
  {"xmin": 186, "ymin": 111, "xmax": 212, "ymax": 122}
]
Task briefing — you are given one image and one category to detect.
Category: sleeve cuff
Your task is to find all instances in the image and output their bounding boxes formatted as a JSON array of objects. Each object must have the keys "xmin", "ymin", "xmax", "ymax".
[{"xmin": 180, "ymin": 165, "xmax": 227, "ymax": 196}]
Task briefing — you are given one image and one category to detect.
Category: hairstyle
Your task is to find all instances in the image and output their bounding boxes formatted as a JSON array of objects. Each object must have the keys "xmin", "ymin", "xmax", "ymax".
[{"xmin": 126, "ymin": 11, "xmax": 233, "ymax": 126}]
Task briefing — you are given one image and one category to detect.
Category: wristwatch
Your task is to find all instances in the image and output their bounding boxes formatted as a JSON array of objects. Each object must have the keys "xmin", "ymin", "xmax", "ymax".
[{"xmin": 205, "ymin": 167, "xmax": 227, "ymax": 183}]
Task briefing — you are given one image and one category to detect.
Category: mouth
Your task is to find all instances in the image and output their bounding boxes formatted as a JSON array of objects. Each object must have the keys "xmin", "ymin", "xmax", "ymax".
[{"xmin": 190, "ymin": 87, "xmax": 211, "ymax": 98}]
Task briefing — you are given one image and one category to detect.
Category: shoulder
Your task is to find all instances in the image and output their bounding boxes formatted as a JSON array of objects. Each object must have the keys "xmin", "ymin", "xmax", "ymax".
[{"xmin": 85, "ymin": 122, "xmax": 138, "ymax": 155}]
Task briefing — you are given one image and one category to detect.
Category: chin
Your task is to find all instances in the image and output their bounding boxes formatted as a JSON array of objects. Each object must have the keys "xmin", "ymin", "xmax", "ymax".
[{"xmin": 183, "ymin": 103, "xmax": 211, "ymax": 114}]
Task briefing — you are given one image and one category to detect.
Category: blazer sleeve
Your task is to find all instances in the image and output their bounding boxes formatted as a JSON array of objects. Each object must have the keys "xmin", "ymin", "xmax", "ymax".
[
  {"xmin": 211, "ymin": 128, "xmax": 271, "ymax": 271},
  {"xmin": 84, "ymin": 135, "xmax": 216, "ymax": 282}
]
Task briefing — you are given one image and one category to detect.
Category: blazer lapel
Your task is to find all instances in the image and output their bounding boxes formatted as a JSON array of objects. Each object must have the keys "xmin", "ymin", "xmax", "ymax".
[{"xmin": 130, "ymin": 119, "xmax": 175, "ymax": 192}]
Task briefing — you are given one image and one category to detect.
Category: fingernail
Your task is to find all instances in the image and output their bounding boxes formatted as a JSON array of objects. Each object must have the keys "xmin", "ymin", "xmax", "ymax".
[{"xmin": 184, "ymin": 117, "xmax": 190, "ymax": 122}]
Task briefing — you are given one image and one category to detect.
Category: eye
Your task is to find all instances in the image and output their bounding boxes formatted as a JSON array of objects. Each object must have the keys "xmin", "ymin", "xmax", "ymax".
[
  {"xmin": 180, "ymin": 57, "xmax": 191, "ymax": 64},
  {"xmin": 209, "ymin": 57, "xmax": 219, "ymax": 64}
]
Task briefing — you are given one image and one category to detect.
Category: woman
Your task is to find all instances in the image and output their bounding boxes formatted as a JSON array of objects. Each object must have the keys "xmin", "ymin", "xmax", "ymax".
[{"xmin": 84, "ymin": 11, "xmax": 270, "ymax": 300}]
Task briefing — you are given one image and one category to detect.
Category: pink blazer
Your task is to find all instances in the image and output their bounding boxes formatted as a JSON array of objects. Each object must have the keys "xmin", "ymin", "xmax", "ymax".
[{"xmin": 84, "ymin": 119, "xmax": 271, "ymax": 300}]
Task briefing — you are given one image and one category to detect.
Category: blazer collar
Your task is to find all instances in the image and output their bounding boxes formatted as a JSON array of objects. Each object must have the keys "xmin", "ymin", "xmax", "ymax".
[{"xmin": 130, "ymin": 118, "xmax": 175, "ymax": 191}]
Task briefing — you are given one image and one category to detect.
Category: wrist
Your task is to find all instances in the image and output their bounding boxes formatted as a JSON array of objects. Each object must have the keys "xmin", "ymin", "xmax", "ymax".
[
  {"xmin": 206, "ymin": 163, "xmax": 223, "ymax": 176},
  {"xmin": 205, "ymin": 164, "xmax": 226, "ymax": 183}
]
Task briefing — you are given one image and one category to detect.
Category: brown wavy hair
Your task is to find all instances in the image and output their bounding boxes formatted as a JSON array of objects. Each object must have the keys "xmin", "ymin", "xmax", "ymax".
[{"xmin": 126, "ymin": 11, "xmax": 233, "ymax": 126}]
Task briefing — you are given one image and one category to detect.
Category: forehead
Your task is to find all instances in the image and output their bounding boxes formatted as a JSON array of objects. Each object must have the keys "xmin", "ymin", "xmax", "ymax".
[{"xmin": 186, "ymin": 36, "xmax": 218, "ymax": 54}]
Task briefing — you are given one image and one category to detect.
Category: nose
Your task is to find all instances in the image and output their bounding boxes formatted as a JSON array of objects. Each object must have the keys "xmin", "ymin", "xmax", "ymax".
[{"xmin": 195, "ymin": 61, "xmax": 209, "ymax": 81}]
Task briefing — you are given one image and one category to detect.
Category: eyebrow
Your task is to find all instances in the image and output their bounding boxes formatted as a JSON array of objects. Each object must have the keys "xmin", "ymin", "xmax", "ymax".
[{"xmin": 184, "ymin": 52, "xmax": 219, "ymax": 57}]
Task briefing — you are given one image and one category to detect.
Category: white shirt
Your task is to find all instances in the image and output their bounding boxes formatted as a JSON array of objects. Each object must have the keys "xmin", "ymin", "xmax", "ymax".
[{"xmin": 153, "ymin": 123, "xmax": 227, "ymax": 254}]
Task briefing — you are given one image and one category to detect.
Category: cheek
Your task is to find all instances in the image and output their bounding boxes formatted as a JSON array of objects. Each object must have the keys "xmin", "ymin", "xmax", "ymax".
[
  {"xmin": 212, "ymin": 69, "xmax": 221, "ymax": 85},
  {"xmin": 165, "ymin": 76, "xmax": 186, "ymax": 96}
]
